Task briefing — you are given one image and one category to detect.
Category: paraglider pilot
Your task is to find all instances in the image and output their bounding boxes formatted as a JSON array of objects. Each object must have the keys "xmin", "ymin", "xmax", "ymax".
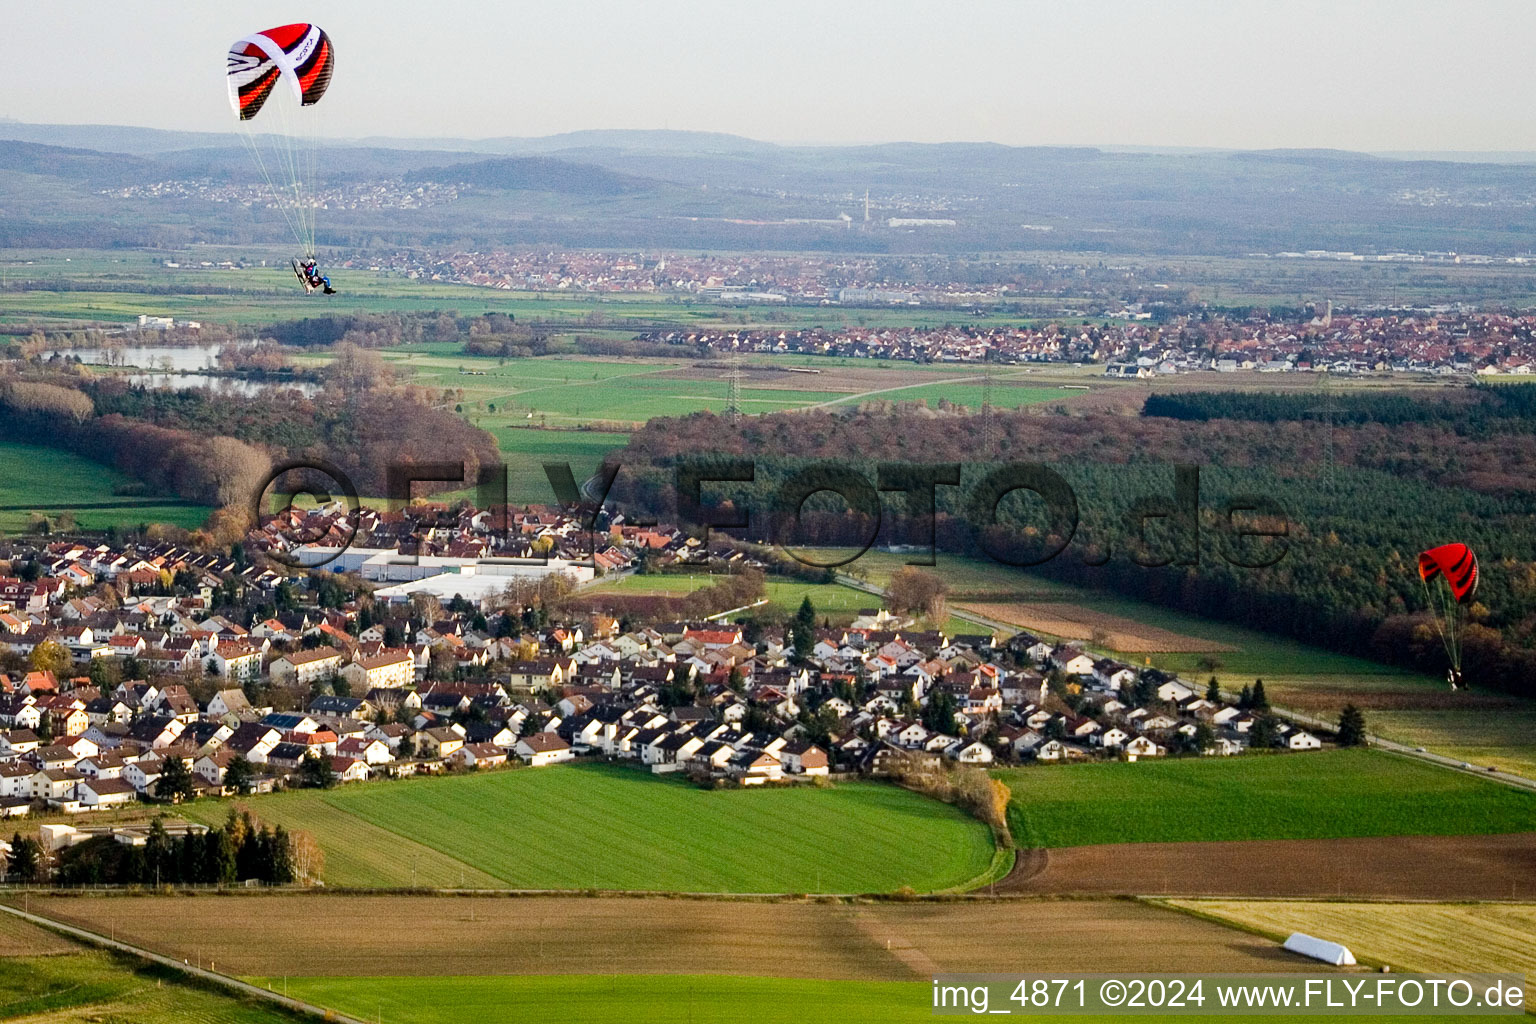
[{"xmin": 301, "ymin": 258, "xmax": 335, "ymax": 294}]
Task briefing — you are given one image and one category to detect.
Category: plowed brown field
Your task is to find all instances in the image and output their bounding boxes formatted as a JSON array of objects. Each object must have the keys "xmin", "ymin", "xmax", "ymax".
[
  {"xmin": 14, "ymin": 894, "xmax": 1317, "ymax": 979},
  {"xmin": 1003, "ymin": 832, "xmax": 1536, "ymax": 900},
  {"xmin": 960, "ymin": 601, "xmax": 1235, "ymax": 652}
]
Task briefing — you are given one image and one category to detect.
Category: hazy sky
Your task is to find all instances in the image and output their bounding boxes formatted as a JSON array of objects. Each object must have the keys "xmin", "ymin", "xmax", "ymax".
[{"xmin": 5, "ymin": 1, "xmax": 1535, "ymax": 150}]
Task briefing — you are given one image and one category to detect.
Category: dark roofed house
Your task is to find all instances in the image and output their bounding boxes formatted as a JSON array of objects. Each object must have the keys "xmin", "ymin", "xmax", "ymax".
[{"xmin": 307, "ymin": 695, "xmax": 369, "ymax": 721}]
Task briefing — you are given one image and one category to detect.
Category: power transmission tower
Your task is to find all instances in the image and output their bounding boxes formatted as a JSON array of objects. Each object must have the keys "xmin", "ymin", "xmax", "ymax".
[
  {"xmin": 982, "ymin": 360, "xmax": 996, "ymax": 451},
  {"xmin": 725, "ymin": 351, "xmax": 743, "ymax": 422},
  {"xmin": 1312, "ymin": 368, "xmax": 1335, "ymax": 483}
]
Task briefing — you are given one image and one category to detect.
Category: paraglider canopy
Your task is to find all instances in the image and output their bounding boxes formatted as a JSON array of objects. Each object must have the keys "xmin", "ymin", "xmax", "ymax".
[
  {"xmin": 225, "ymin": 23, "xmax": 335, "ymax": 264},
  {"xmin": 1418, "ymin": 542, "xmax": 1478, "ymax": 690},
  {"xmin": 1418, "ymin": 543, "xmax": 1478, "ymax": 604},
  {"xmin": 226, "ymin": 24, "xmax": 334, "ymax": 121}
]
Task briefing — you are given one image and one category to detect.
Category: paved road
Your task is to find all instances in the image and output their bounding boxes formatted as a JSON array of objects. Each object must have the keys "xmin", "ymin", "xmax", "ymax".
[
  {"xmin": 0, "ymin": 900, "xmax": 366, "ymax": 1024},
  {"xmin": 835, "ymin": 573, "xmax": 1536, "ymax": 791}
]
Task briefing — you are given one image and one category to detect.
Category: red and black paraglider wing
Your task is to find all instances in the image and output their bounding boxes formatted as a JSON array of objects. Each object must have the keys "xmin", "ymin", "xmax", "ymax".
[
  {"xmin": 227, "ymin": 24, "xmax": 335, "ymax": 121},
  {"xmin": 1418, "ymin": 543, "xmax": 1478, "ymax": 604}
]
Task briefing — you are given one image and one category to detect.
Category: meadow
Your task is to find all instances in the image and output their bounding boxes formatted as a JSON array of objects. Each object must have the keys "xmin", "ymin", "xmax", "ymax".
[
  {"xmin": 589, "ymin": 571, "xmax": 882, "ymax": 620},
  {"xmin": 0, "ymin": 950, "xmax": 292, "ymax": 1024},
  {"xmin": 482, "ymin": 428, "xmax": 629, "ymax": 506},
  {"xmin": 257, "ymin": 974, "xmax": 1465, "ymax": 1024},
  {"xmin": 182, "ymin": 763, "xmax": 996, "ymax": 893},
  {"xmin": 261, "ymin": 975, "xmax": 937, "ymax": 1024},
  {"xmin": 0, "ymin": 441, "xmax": 211, "ymax": 534},
  {"xmin": 996, "ymin": 748, "xmax": 1536, "ymax": 849}
]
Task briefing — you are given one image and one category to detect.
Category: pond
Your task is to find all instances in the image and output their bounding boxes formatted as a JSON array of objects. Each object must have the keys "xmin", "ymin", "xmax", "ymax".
[
  {"xmin": 125, "ymin": 372, "xmax": 323, "ymax": 398},
  {"xmin": 42, "ymin": 344, "xmax": 227, "ymax": 371}
]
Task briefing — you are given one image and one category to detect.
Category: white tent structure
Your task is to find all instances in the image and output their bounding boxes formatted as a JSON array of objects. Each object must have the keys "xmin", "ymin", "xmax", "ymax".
[{"xmin": 1283, "ymin": 932, "xmax": 1357, "ymax": 965}]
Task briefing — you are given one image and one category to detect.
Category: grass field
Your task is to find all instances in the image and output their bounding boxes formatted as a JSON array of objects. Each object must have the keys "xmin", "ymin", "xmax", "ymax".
[
  {"xmin": 1358, "ymin": 706, "xmax": 1536, "ymax": 779},
  {"xmin": 260, "ymin": 975, "xmax": 938, "ymax": 1024},
  {"xmin": 997, "ymin": 748, "xmax": 1536, "ymax": 849},
  {"xmin": 0, "ymin": 442, "xmax": 212, "ymax": 534},
  {"xmin": 256, "ymin": 974, "xmax": 1468, "ymax": 1024},
  {"xmin": 0, "ymin": 950, "xmax": 291, "ymax": 1024},
  {"xmin": 483, "ymin": 428, "xmax": 629, "ymax": 506},
  {"xmin": 378, "ymin": 350, "xmax": 850, "ymax": 428},
  {"xmin": 588, "ymin": 572, "xmax": 882, "ymax": 620},
  {"xmin": 834, "ymin": 549, "xmax": 1416, "ymax": 677},
  {"xmin": 1169, "ymin": 900, "xmax": 1536, "ymax": 1008},
  {"xmin": 182, "ymin": 763, "xmax": 995, "ymax": 893}
]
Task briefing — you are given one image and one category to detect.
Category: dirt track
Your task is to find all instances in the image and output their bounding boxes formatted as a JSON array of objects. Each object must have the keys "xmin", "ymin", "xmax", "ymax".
[{"xmin": 1002, "ymin": 832, "xmax": 1536, "ymax": 900}]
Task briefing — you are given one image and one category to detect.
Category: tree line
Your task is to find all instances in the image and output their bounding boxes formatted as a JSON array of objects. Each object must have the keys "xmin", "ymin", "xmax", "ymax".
[
  {"xmin": 19, "ymin": 810, "xmax": 317, "ymax": 887},
  {"xmin": 1, "ymin": 369, "xmax": 502, "ymax": 504}
]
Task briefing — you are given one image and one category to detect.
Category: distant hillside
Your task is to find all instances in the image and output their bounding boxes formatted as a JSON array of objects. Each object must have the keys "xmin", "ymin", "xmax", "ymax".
[
  {"xmin": 357, "ymin": 127, "xmax": 781, "ymax": 157},
  {"xmin": 8, "ymin": 120, "xmax": 1536, "ymax": 255},
  {"xmin": 152, "ymin": 144, "xmax": 500, "ymax": 179},
  {"xmin": 409, "ymin": 156, "xmax": 656, "ymax": 195},
  {"xmin": 0, "ymin": 122, "xmax": 233, "ymax": 155},
  {"xmin": 0, "ymin": 139, "xmax": 156, "ymax": 182}
]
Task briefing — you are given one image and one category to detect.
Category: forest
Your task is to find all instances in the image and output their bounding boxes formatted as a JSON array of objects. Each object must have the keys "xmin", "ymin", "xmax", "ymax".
[
  {"xmin": 0, "ymin": 369, "xmax": 501, "ymax": 508},
  {"xmin": 1143, "ymin": 383, "xmax": 1536, "ymax": 429},
  {"xmin": 607, "ymin": 393, "xmax": 1536, "ymax": 697}
]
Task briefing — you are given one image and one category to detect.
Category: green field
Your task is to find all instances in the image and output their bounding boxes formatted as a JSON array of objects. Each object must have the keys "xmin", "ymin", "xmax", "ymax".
[
  {"xmin": 589, "ymin": 571, "xmax": 883, "ymax": 619},
  {"xmin": 0, "ymin": 442, "xmax": 212, "ymax": 534},
  {"xmin": 824, "ymin": 380, "xmax": 1065, "ymax": 410},
  {"xmin": 486, "ymin": 428, "xmax": 629, "ymax": 506},
  {"xmin": 997, "ymin": 748, "xmax": 1536, "ymax": 849},
  {"xmin": 257, "ymin": 974, "xmax": 1467, "ymax": 1024},
  {"xmin": 378, "ymin": 349, "xmax": 849, "ymax": 427},
  {"xmin": 1349, "ymin": 705, "xmax": 1536, "ymax": 780},
  {"xmin": 0, "ymin": 951, "xmax": 290, "ymax": 1024},
  {"xmin": 261, "ymin": 975, "xmax": 930, "ymax": 1024},
  {"xmin": 184, "ymin": 763, "xmax": 995, "ymax": 893}
]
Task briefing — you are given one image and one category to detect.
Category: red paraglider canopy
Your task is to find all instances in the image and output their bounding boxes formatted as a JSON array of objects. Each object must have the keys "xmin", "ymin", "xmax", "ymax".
[{"xmin": 1418, "ymin": 543, "xmax": 1478, "ymax": 605}]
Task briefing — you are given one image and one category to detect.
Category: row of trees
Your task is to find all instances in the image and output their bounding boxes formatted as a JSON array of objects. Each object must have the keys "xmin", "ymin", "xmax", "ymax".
[
  {"xmin": 882, "ymin": 749, "xmax": 1013, "ymax": 847},
  {"xmin": 23, "ymin": 810, "xmax": 321, "ymax": 887}
]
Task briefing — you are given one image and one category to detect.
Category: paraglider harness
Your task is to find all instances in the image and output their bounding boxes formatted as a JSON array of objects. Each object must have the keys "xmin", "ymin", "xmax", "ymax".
[{"xmin": 294, "ymin": 257, "xmax": 335, "ymax": 295}]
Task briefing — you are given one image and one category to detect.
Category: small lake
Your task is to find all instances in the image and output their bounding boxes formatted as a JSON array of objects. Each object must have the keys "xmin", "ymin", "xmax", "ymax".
[
  {"xmin": 125, "ymin": 372, "xmax": 323, "ymax": 398},
  {"xmin": 41, "ymin": 344, "xmax": 322, "ymax": 397},
  {"xmin": 43, "ymin": 344, "xmax": 227, "ymax": 371}
]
